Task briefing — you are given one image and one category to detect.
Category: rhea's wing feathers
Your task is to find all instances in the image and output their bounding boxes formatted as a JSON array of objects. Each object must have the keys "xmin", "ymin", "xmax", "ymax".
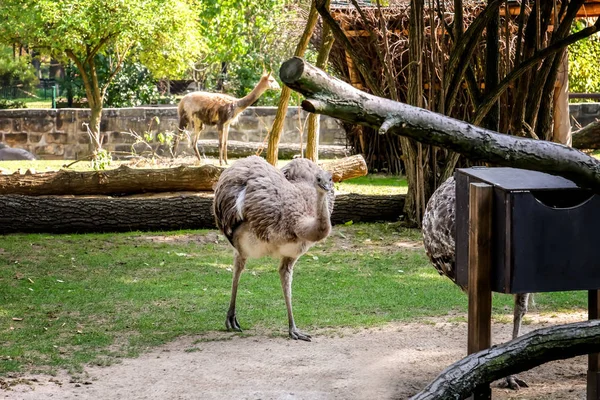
[
  {"xmin": 422, "ymin": 176, "xmax": 462, "ymax": 289},
  {"xmin": 213, "ymin": 160, "xmax": 254, "ymax": 244},
  {"xmin": 213, "ymin": 156, "xmax": 299, "ymax": 243}
]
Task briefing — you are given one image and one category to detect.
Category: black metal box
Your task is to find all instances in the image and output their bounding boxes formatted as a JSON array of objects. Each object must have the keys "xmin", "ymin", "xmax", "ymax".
[{"xmin": 455, "ymin": 167, "xmax": 600, "ymax": 293}]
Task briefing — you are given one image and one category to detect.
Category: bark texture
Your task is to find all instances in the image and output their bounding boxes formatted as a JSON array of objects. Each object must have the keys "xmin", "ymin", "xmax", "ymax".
[
  {"xmin": 279, "ymin": 57, "xmax": 600, "ymax": 192},
  {"xmin": 0, "ymin": 155, "xmax": 366, "ymax": 196},
  {"xmin": 410, "ymin": 320, "xmax": 600, "ymax": 400},
  {"xmin": 0, "ymin": 164, "xmax": 223, "ymax": 196},
  {"xmin": 0, "ymin": 192, "xmax": 216, "ymax": 233},
  {"xmin": 0, "ymin": 192, "xmax": 404, "ymax": 233},
  {"xmin": 572, "ymin": 120, "xmax": 600, "ymax": 150},
  {"xmin": 266, "ymin": 0, "xmax": 319, "ymax": 165}
]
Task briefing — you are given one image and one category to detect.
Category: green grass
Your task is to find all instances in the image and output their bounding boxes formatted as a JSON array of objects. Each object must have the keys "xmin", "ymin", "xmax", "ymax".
[
  {"xmin": 0, "ymin": 223, "xmax": 587, "ymax": 376},
  {"xmin": 336, "ymin": 174, "xmax": 408, "ymax": 195}
]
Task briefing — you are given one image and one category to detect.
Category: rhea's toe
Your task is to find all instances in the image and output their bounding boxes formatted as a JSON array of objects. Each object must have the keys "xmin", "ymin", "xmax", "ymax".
[
  {"xmin": 225, "ymin": 314, "xmax": 242, "ymax": 332},
  {"xmin": 498, "ymin": 375, "xmax": 528, "ymax": 390},
  {"xmin": 290, "ymin": 329, "xmax": 312, "ymax": 342}
]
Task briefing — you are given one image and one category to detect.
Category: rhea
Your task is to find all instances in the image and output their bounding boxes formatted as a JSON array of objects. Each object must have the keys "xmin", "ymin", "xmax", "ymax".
[
  {"xmin": 213, "ymin": 156, "xmax": 335, "ymax": 341},
  {"xmin": 422, "ymin": 176, "xmax": 528, "ymax": 389},
  {"xmin": 174, "ymin": 72, "xmax": 281, "ymax": 165}
]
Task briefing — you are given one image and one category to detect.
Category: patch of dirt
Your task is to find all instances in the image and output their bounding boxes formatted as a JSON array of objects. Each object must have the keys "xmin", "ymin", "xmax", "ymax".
[{"xmin": 1, "ymin": 312, "xmax": 590, "ymax": 400}]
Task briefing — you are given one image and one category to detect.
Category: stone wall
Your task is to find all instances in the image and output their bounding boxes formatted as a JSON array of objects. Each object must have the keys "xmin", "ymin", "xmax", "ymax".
[
  {"xmin": 569, "ymin": 102, "xmax": 600, "ymax": 129},
  {"xmin": 0, "ymin": 106, "xmax": 346, "ymax": 159}
]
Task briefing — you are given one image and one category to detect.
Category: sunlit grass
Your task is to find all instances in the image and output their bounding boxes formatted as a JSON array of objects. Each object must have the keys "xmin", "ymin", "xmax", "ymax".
[{"xmin": 0, "ymin": 223, "xmax": 587, "ymax": 375}]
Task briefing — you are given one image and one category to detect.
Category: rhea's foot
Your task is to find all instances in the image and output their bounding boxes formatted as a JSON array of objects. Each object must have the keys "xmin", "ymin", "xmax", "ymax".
[
  {"xmin": 290, "ymin": 328, "xmax": 311, "ymax": 342},
  {"xmin": 498, "ymin": 375, "xmax": 528, "ymax": 390},
  {"xmin": 225, "ymin": 313, "xmax": 242, "ymax": 332}
]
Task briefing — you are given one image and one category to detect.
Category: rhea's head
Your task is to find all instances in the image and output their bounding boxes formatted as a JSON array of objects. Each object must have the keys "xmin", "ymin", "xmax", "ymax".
[{"xmin": 315, "ymin": 170, "xmax": 334, "ymax": 194}]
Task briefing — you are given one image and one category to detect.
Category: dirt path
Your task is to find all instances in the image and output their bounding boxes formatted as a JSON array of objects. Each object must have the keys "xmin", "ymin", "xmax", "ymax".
[{"xmin": 1, "ymin": 312, "xmax": 589, "ymax": 400}]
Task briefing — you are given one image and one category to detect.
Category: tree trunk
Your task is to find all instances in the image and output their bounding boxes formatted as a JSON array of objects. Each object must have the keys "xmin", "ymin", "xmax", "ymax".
[
  {"xmin": 0, "ymin": 164, "xmax": 223, "ymax": 195},
  {"xmin": 0, "ymin": 155, "xmax": 367, "ymax": 196},
  {"xmin": 279, "ymin": 57, "xmax": 600, "ymax": 192},
  {"xmin": 410, "ymin": 320, "xmax": 600, "ymax": 400},
  {"xmin": 0, "ymin": 192, "xmax": 404, "ymax": 234},
  {"xmin": 306, "ymin": 0, "xmax": 335, "ymax": 162},
  {"xmin": 266, "ymin": 1, "xmax": 320, "ymax": 166},
  {"xmin": 401, "ymin": 0, "xmax": 428, "ymax": 227},
  {"xmin": 0, "ymin": 192, "xmax": 216, "ymax": 233},
  {"xmin": 553, "ymin": 51, "xmax": 572, "ymax": 146},
  {"xmin": 572, "ymin": 120, "xmax": 600, "ymax": 150},
  {"xmin": 331, "ymin": 193, "xmax": 404, "ymax": 224},
  {"xmin": 319, "ymin": 154, "xmax": 368, "ymax": 183}
]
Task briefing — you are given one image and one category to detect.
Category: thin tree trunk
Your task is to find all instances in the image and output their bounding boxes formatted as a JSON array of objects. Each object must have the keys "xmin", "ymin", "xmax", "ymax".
[
  {"xmin": 306, "ymin": 0, "xmax": 334, "ymax": 162},
  {"xmin": 279, "ymin": 57, "xmax": 600, "ymax": 192},
  {"xmin": 266, "ymin": 1, "xmax": 319, "ymax": 166},
  {"xmin": 404, "ymin": 0, "xmax": 426, "ymax": 226}
]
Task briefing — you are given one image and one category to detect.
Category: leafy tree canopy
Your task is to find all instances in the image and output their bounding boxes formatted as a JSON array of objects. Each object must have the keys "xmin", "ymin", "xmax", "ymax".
[{"xmin": 0, "ymin": 0, "xmax": 204, "ymax": 138}]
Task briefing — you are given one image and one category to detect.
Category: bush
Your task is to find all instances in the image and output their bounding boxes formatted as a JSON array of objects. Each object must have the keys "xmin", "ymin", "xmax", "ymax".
[
  {"xmin": 569, "ymin": 21, "xmax": 600, "ymax": 97},
  {"xmin": 0, "ymin": 98, "xmax": 26, "ymax": 109},
  {"xmin": 0, "ymin": 47, "xmax": 38, "ymax": 93}
]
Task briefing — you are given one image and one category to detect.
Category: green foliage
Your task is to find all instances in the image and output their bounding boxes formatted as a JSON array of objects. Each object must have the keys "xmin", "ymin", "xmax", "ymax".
[
  {"xmin": 0, "ymin": 98, "xmax": 26, "ymax": 109},
  {"xmin": 0, "ymin": 0, "xmax": 202, "ymax": 111},
  {"xmin": 90, "ymin": 149, "xmax": 112, "ymax": 170},
  {"xmin": 103, "ymin": 59, "xmax": 161, "ymax": 107},
  {"xmin": 0, "ymin": 46, "xmax": 38, "ymax": 90},
  {"xmin": 569, "ymin": 21, "xmax": 600, "ymax": 95},
  {"xmin": 195, "ymin": 0, "xmax": 304, "ymax": 104}
]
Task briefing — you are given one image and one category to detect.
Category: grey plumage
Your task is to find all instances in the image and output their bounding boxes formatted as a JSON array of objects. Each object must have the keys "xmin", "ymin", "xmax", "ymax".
[
  {"xmin": 0, "ymin": 143, "xmax": 36, "ymax": 161},
  {"xmin": 422, "ymin": 175, "xmax": 529, "ymax": 389},
  {"xmin": 213, "ymin": 156, "xmax": 334, "ymax": 341}
]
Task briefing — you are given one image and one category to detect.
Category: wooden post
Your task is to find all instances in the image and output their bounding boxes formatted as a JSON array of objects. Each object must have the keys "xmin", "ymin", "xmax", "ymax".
[
  {"xmin": 588, "ymin": 290, "xmax": 600, "ymax": 400},
  {"xmin": 467, "ymin": 183, "xmax": 494, "ymax": 400}
]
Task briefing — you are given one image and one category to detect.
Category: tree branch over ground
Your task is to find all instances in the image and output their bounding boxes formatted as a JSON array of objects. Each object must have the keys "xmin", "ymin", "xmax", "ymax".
[
  {"xmin": 410, "ymin": 320, "xmax": 600, "ymax": 400},
  {"xmin": 279, "ymin": 57, "xmax": 600, "ymax": 192}
]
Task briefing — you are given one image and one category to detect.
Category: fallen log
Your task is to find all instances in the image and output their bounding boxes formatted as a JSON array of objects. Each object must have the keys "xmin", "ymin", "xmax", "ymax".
[
  {"xmin": 410, "ymin": 320, "xmax": 600, "ymax": 400},
  {"xmin": 572, "ymin": 120, "xmax": 600, "ymax": 150},
  {"xmin": 279, "ymin": 57, "xmax": 600, "ymax": 192},
  {"xmin": 0, "ymin": 164, "xmax": 222, "ymax": 196},
  {"xmin": 320, "ymin": 154, "xmax": 368, "ymax": 183},
  {"xmin": 0, "ymin": 155, "xmax": 367, "ymax": 196},
  {"xmin": 0, "ymin": 192, "xmax": 403, "ymax": 233}
]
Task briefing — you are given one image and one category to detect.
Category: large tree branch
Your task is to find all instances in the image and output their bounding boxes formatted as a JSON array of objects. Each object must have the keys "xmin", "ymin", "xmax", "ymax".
[
  {"xmin": 314, "ymin": 0, "xmax": 383, "ymax": 96},
  {"xmin": 410, "ymin": 320, "xmax": 600, "ymax": 400},
  {"xmin": 65, "ymin": 50, "xmax": 95, "ymax": 106},
  {"xmin": 279, "ymin": 57, "xmax": 600, "ymax": 192}
]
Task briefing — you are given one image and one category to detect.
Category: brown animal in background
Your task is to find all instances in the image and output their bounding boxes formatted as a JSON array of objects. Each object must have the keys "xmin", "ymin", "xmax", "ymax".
[{"xmin": 173, "ymin": 72, "xmax": 281, "ymax": 165}]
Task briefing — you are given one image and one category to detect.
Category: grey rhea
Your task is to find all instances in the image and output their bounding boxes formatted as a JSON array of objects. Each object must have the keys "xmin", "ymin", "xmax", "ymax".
[
  {"xmin": 0, "ymin": 143, "xmax": 36, "ymax": 161},
  {"xmin": 422, "ymin": 176, "xmax": 529, "ymax": 390},
  {"xmin": 213, "ymin": 156, "xmax": 335, "ymax": 341}
]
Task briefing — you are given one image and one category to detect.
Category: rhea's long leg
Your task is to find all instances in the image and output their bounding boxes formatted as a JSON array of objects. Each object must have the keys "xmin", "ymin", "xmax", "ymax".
[
  {"xmin": 499, "ymin": 293, "xmax": 530, "ymax": 390},
  {"xmin": 279, "ymin": 257, "xmax": 311, "ymax": 341},
  {"xmin": 225, "ymin": 253, "xmax": 246, "ymax": 331}
]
